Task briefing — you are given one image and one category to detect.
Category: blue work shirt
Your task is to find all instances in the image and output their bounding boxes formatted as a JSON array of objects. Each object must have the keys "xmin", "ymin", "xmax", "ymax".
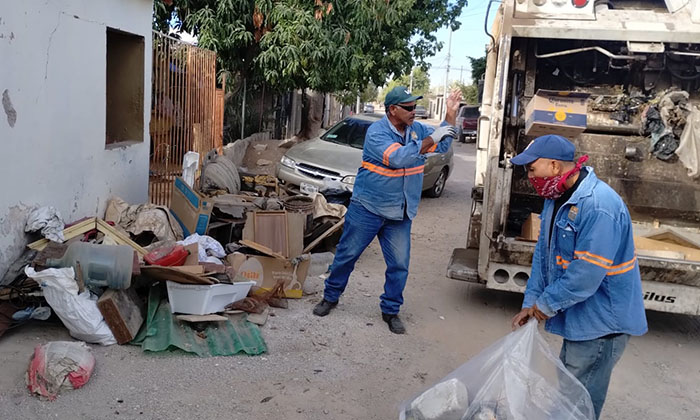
[
  {"xmin": 351, "ymin": 116, "xmax": 453, "ymax": 220},
  {"xmin": 523, "ymin": 168, "xmax": 648, "ymax": 341}
]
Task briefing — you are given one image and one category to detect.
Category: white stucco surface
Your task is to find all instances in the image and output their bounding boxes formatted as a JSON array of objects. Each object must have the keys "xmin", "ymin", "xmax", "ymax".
[{"xmin": 0, "ymin": 0, "xmax": 153, "ymax": 277}]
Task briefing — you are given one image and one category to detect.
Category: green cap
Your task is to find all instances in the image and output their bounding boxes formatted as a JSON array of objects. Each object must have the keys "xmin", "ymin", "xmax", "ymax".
[{"xmin": 384, "ymin": 86, "xmax": 423, "ymax": 107}]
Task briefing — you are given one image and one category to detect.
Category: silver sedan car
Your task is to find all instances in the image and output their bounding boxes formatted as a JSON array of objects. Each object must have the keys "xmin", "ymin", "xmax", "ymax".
[{"xmin": 277, "ymin": 114, "xmax": 454, "ymax": 198}]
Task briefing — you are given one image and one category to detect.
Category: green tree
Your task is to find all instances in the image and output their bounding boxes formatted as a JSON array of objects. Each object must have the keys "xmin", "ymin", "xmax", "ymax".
[
  {"xmin": 379, "ymin": 67, "xmax": 431, "ymax": 105},
  {"xmin": 155, "ymin": 0, "xmax": 466, "ymax": 93},
  {"xmin": 468, "ymin": 55, "xmax": 487, "ymax": 85},
  {"xmin": 153, "ymin": 0, "xmax": 467, "ymax": 137},
  {"xmin": 452, "ymin": 81, "xmax": 478, "ymax": 105}
]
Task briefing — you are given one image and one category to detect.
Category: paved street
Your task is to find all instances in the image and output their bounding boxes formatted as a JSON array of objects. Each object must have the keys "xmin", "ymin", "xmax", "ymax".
[{"xmin": 1, "ymin": 142, "xmax": 699, "ymax": 419}]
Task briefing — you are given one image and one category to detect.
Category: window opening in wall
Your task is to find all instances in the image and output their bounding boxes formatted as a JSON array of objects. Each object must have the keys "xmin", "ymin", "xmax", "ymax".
[{"xmin": 106, "ymin": 28, "xmax": 145, "ymax": 147}]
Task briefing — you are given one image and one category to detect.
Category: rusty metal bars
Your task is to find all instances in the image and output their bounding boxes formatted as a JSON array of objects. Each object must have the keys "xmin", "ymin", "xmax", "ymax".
[{"xmin": 148, "ymin": 31, "xmax": 222, "ymax": 206}]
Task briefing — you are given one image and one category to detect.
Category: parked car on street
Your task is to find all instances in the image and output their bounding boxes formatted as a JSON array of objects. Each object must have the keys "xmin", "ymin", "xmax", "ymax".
[
  {"xmin": 456, "ymin": 105, "xmax": 479, "ymax": 143},
  {"xmin": 414, "ymin": 105, "xmax": 428, "ymax": 119},
  {"xmin": 277, "ymin": 114, "xmax": 454, "ymax": 198},
  {"xmin": 363, "ymin": 104, "xmax": 375, "ymax": 113}
]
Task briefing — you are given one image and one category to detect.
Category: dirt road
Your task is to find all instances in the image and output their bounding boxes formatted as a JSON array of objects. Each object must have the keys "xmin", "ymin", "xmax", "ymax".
[{"xmin": 1, "ymin": 142, "xmax": 699, "ymax": 419}]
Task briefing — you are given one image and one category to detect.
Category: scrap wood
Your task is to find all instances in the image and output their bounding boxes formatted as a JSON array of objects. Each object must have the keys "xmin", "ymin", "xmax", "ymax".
[
  {"xmin": 642, "ymin": 228, "xmax": 700, "ymax": 250},
  {"xmin": 170, "ymin": 265, "xmax": 205, "ymax": 275},
  {"xmin": 95, "ymin": 219, "xmax": 148, "ymax": 256},
  {"xmin": 227, "ymin": 280, "xmax": 286, "ymax": 314},
  {"xmin": 140, "ymin": 266, "xmax": 215, "ymax": 285},
  {"xmin": 27, "ymin": 218, "xmax": 148, "ymax": 257},
  {"xmin": 634, "ymin": 236, "xmax": 700, "ymax": 262},
  {"xmin": 176, "ymin": 314, "xmax": 228, "ymax": 323},
  {"xmin": 239, "ymin": 239, "xmax": 288, "ymax": 261},
  {"xmin": 246, "ymin": 307, "xmax": 270, "ymax": 326},
  {"xmin": 27, "ymin": 218, "xmax": 96, "ymax": 251},
  {"xmin": 303, "ymin": 218, "xmax": 345, "ymax": 253}
]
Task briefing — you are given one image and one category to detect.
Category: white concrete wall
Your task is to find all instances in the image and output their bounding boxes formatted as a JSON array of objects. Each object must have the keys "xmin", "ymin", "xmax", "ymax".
[{"xmin": 0, "ymin": 0, "xmax": 153, "ymax": 277}]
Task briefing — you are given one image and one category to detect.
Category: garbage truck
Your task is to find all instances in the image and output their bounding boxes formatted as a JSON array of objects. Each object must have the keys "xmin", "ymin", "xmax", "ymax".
[{"xmin": 448, "ymin": 0, "xmax": 700, "ymax": 315}]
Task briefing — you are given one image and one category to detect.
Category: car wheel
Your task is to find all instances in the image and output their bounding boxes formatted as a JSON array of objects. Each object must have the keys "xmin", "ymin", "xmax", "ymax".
[
  {"xmin": 458, "ymin": 131, "xmax": 466, "ymax": 143},
  {"xmin": 426, "ymin": 168, "xmax": 448, "ymax": 198},
  {"xmin": 466, "ymin": 134, "xmax": 476, "ymax": 144}
]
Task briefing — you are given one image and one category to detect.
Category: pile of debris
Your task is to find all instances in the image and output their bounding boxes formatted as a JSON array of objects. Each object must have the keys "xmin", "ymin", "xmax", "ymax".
[{"xmin": 0, "ymin": 142, "xmax": 346, "ymax": 399}]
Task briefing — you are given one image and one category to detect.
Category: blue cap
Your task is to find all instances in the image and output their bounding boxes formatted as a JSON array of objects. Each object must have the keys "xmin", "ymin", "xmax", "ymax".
[
  {"xmin": 510, "ymin": 134, "xmax": 575, "ymax": 165},
  {"xmin": 384, "ymin": 86, "xmax": 423, "ymax": 107}
]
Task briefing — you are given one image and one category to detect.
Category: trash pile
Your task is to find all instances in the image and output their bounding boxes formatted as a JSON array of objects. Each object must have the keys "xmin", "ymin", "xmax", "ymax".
[
  {"xmin": 641, "ymin": 89, "xmax": 692, "ymax": 161},
  {"xmin": 399, "ymin": 320, "xmax": 596, "ymax": 420},
  {"xmin": 1, "ymin": 143, "xmax": 346, "ymax": 399}
]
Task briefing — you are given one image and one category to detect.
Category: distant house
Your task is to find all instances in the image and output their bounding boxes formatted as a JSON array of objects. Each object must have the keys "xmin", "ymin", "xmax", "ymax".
[{"xmin": 0, "ymin": 0, "xmax": 153, "ymax": 276}]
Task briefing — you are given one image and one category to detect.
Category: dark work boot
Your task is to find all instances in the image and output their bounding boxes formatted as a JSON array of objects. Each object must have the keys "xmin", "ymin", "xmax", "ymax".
[
  {"xmin": 312, "ymin": 299, "xmax": 338, "ymax": 317},
  {"xmin": 382, "ymin": 313, "xmax": 406, "ymax": 334}
]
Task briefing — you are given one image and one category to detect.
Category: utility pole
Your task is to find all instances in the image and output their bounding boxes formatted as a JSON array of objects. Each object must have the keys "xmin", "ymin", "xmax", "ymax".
[
  {"xmin": 442, "ymin": 29, "xmax": 453, "ymax": 119},
  {"xmin": 356, "ymin": 95, "xmax": 361, "ymax": 114},
  {"xmin": 460, "ymin": 66, "xmax": 463, "ymax": 84},
  {"xmin": 409, "ymin": 67, "xmax": 414, "ymax": 92},
  {"xmin": 241, "ymin": 78, "xmax": 246, "ymax": 140}
]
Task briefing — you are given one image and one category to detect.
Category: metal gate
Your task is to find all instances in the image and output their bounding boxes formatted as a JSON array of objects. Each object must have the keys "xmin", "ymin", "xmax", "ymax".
[{"xmin": 149, "ymin": 31, "xmax": 224, "ymax": 206}]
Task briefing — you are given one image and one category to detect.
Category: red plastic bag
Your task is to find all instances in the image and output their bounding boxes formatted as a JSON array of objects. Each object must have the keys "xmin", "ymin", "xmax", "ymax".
[{"xmin": 27, "ymin": 341, "xmax": 95, "ymax": 400}]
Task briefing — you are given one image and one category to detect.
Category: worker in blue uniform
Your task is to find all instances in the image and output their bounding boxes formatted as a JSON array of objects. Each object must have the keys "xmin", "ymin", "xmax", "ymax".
[
  {"xmin": 312, "ymin": 86, "xmax": 462, "ymax": 334},
  {"xmin": 510, "ymin": 134, "xmax": 648, "ymax": 419}
]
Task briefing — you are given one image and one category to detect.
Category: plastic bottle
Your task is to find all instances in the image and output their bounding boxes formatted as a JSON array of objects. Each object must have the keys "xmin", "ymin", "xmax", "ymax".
[{"xmin": 46, "ymin": 242, "xmax": 134, "ymax": 289}]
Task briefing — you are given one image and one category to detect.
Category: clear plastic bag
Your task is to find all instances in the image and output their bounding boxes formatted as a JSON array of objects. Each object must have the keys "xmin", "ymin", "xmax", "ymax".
[{"xmin": 399, "ymin": 320, "xmax": 595, "ymax": 420}]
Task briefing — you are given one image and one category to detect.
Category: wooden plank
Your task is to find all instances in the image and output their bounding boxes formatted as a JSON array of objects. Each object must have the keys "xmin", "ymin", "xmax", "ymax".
[
  {"xmin": 303, "ymin": 218, "xmax": 345, "ymax": 253},
  {"xmin": 170, "ymin": 265, "xmax": 205, "ymax": 274},
  {"xmin": 642, "ymin": 228, "xmax": 700, "ymax": 250},
  {"xmin": 247, "ymin": 307, "xmax": 270, "ymax": 326},
  {"xmin": 27, "ymin": 218, "xmax": 96, "ymax": 251},
  {"xmin": 97, "ymin": 288, "xmax": 145, "ymax": 345},
  {"xmin": 254, "ymin": 211, "xmax": 288, "ymax": 256},
  {"xmin": 240, "ymin": 239, "xmax": 288, "ymax": 261},
  {"xmin": 95, "ymin": 219, "xmax": 148, "ymax": 256},
  {"xmin": 635, "ymin": 236, "xmax": 700, "ymax": 262},
  {"xmin": 140, "ymin": 266, "xmax": 215, "ymax": 285},
  {"xmin": 176, "ymin": 314, "xmax": 227, "ymax": 323}
]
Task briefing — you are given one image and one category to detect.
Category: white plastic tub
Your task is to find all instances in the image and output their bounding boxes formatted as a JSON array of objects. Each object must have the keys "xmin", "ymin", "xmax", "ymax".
[{"xmin": 166, "ymin": 281, "xmax": 256, "ymax": 315}]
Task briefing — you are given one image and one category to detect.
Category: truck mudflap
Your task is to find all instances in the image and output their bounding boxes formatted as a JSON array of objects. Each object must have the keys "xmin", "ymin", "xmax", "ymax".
[{"xmin": 447, "ymin": 248, "xmax": 480, "ymax": 283}]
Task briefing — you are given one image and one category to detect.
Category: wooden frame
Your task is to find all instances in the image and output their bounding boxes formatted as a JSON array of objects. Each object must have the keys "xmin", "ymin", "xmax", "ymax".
[{"xmin": 27, "ymin": 218, "xmax": 148, "ymax": 257}]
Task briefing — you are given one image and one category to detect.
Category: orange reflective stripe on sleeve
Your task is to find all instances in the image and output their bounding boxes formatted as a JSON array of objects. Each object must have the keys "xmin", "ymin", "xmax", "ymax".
[
  {"xmin": 427, "ymin": 143, "xmax": 437, "ymax": 153},
  {"xmin": 556, "ymin": 255, "xmax": 570, "ymax": 269},
  {"xmin": 403, "ymin": 166, "xmax": 425, "ymax": 176},
  {"xmin": 383, "ymin": 143, "xmax": 402, "ymax": 166},
  {"xmin": 577, "ymin": 256, "xmax": 612, "ymax": 269},
  {"xmin": 574, "ymin": 250, "xmax": 613, "ymax": 265},
  {"xmin": 362, "ymin": 161, "xmax": 425, "ymax": 177},
  {"xmin": 607, "ymin": 257, "xmax": 637, "ymax": 275}
]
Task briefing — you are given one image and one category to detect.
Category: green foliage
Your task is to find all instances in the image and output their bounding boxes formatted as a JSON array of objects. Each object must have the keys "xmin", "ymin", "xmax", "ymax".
[
  {"xmin": 379, "ymin": 67, "xmax": 430, "ymax": 105},
  {"xmin": 451, "ymin": 81, "xmax": 479, "ymax": 105},
  {"xmin": 153, "ymin": 0, "xmax": 467, "ymax": 94},
  {"xmin": 468, "ymin": 55, "xmax": 487, "ymax": 85}
]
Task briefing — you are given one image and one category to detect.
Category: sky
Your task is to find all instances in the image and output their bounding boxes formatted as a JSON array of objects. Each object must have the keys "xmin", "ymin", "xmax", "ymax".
[{"xmin": 423, "ymin": 0, "xmax": 497, "ymax": 89}]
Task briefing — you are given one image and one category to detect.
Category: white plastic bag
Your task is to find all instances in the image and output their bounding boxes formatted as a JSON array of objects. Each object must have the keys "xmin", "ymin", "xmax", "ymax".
[
  {"xmin": 25, "ymin": 267, "xmax": 116, "ymax": 345},
  {"xmin": 399, "ymin": 320, "xmax": 595, "ymax": 420},
  {"xmin": 178, "ymin": 233, "xmax": 226, "ymax": 264}
]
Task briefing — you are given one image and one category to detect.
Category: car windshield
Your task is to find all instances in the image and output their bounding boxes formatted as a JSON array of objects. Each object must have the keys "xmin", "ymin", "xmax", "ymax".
[
  {"xmin": 320, "ymin": 118, "xmax": 373, "ymax": 149},
  {"xmin": 416, "ymin": 106, "xmax": 426, "ymax": 111},
  {"xmin": 459, "ymin": 107, "xmax": 479, "ymax": 118}
]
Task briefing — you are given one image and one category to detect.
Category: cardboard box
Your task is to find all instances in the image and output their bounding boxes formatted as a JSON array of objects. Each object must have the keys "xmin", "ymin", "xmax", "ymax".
[
  {"xmin": 525, "ymin": 90, "xmax": 590, "ymax": 138},
  {"xmin": 520, "ymin": 213, "xmax": 541, "ymax": 242},
  {"xmin": 170, "ymin": 177, "xmax": 213, "ymax": 236},
  {"xmin": 227, "ymin": 253, "xmax": 310, "ymax": 298}
]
